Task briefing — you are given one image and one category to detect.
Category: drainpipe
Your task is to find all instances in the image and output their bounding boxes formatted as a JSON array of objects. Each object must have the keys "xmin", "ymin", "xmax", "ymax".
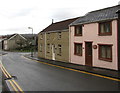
[
  {"xmin": 116, "ymin": 8, "xmax": 120, "ymax": 71},
  {"xmin": 69, "ymin": 26, "xmax": 71, "ymax": 63}
]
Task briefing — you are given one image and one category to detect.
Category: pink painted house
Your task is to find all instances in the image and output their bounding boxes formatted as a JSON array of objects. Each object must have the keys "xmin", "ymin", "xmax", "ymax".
[{"xmin": 69, "ymin": 5, "xmax": 120, "ymax": 70}]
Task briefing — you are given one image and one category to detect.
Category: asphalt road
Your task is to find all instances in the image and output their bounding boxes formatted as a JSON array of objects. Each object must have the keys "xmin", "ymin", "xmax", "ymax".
[{"xmin": 1, "ymin": 52, "xmax": 120, "ymax": 91}]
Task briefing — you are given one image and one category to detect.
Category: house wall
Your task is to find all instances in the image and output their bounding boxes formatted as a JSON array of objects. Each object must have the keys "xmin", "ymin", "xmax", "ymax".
[
  {"xmin": 45, "ymin": 31, "xmax": 69, "ymax": 62},
  {"xmin": 38, "ymin": 33, "xmax": 45, "ymax": 58},
  {"xmin": 38, "ymin": 30, "xmax": 69, "ymax": 62},
  {"xmin": 70, "ymin": 20, "xmax": 118, "ymax": 70},
  {"xmin": 4, "ymin": 34, "xmax": 27, "ymax": 50},
  {"xmin": 3, "ymin": 40, "xmax": 8, "ymax": 50}
]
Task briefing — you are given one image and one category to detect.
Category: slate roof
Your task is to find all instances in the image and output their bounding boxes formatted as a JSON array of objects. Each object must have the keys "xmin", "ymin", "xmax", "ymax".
[
  {"xmin": 41, "ymin": 17, "xmax": 79, "ymax": 33},
  {"xmin": 4, "ymin": 34, "xmax": 16, "ymax": 39},
  {"xmin": 70, "ymin": 5, "xmax": 120, "ymax": 26}
]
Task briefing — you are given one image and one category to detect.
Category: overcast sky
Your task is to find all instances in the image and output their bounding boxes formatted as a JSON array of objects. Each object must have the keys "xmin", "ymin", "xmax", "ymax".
[{"xmin": 0, "ymin": 0, "xmax": 120, "ymax": 35}]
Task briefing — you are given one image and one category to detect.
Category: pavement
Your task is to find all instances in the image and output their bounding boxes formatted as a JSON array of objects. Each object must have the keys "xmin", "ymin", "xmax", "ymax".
[{"xmin": 25, "ymin": 53, "xmax": 120, "ymax": 80}]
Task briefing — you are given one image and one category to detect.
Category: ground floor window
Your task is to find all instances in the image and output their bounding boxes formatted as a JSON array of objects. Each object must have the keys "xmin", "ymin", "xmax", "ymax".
[
  {"xmin": 99, "ymin": 44, "xmax": 112, "ymax": 62},
  {"xmin": 40, "ymin": 44, "xmax": 42, "ymax": 52},
  {"xmin": 58, "ymin": 45, "xmax": 62, "ymax": 56},
  {"xmin": 74, "ymin": 43, "xmax": 82, "ymax": 56},
  {"xmin": 47, "ymin": 44, "xmax": 50, "ymax": 53}
]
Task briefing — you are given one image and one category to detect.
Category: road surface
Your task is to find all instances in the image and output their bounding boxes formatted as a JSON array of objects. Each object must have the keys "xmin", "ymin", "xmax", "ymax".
[{"xmin": 1, "ymin": 52, "xmax": 120, "ymax": 92}]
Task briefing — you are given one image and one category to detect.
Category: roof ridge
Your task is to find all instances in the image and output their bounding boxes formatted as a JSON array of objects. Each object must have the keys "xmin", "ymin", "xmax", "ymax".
[
  {"xmin": 88, "ymin": 5, "xmax": 120, "ymax": 14},
  {"xmin": 53, "ymin": 17, "xmax": 80, "ymax": 24}
]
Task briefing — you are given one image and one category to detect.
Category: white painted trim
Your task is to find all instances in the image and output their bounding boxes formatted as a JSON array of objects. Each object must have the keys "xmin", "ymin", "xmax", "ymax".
[
  {"xmin": 8, "ymin": 34, "xmax": 27, "ymax": 41},
  {"xmin": 19, "ymin": 34, "xmax": 27, "ymax": 40}
]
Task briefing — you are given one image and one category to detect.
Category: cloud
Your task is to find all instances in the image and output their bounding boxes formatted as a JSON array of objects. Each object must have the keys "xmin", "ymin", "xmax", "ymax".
[
  {"xmin": 0, "ymin": 8, "xmax": 35, "ymax": 19},
  {"xmin": 12, "ymin": 8, "xmax": 35, "ymax": 18},
  {"xmin": 49, "ymin": 8, "xmax": 84, "ymax": 22},
  {"xmin": 0, "ymin": 0, "xmax": 119, "ymax": 35}
]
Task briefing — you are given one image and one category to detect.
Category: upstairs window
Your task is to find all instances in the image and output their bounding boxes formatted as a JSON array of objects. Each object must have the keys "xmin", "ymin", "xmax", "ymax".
[
  {"xmin": 40, "ymin": 34, "xmax": 43, "ymax": 40},
  {"xmin": 99, "ymin": 44, "xmax": 112, "ymax": 62},
  {"xmin": 99, "ymin": 21, "xmax": 112, "ymax": 36},
  {"xmin": 75, "ymin": 25, "xmax": 82, "ymax": 36},
  {"xmin": 47, "ymin": 33, "xmax": 50, "ymax": 40},
  {"xmin": 58, "ymin": 32, "xmax": 62, "ymax": 39}
]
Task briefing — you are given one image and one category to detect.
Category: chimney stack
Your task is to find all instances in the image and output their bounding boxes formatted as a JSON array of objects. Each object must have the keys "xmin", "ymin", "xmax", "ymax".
[
  {"xmin": 118, "ymin": 1, "xmax": 120, "ymax": 5},
  {"xmin": 52, "ymin": 19, "xmax": 54, "ymax": 24}
]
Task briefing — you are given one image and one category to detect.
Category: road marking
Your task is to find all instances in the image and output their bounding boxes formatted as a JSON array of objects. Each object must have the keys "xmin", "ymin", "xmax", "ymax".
[
  {"xmin": 1, "ymin": 66, "xmax": 19, "ymax": 92},
  {"xmin": 9, "ymin": 80, "xmax": 20, "ymax": 93},
  {"xmin": 23, "ymin": 56, "xmax": 120, "ymax": 82},
  {"xmin": 2, "ymin": 65, "xmax": 24, "ymax": 93},
  {"xmin": 0, "ymin": 61, "xmax": 24, "ymax": 93}
]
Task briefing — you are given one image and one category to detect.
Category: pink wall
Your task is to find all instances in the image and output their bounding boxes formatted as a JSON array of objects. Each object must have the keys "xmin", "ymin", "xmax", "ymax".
[{"xmin": 70, "ymin": 20, "xmax": 118, "ymax": 70}]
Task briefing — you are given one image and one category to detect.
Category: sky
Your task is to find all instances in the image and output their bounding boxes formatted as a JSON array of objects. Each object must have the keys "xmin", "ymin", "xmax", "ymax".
[{"xmin": 0, "ymin": 0, "xmax": 120, "ymax": 35}]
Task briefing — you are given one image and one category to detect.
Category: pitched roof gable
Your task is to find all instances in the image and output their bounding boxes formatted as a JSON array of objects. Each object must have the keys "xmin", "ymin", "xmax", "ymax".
[
  {"xmin": 71, "ymin": 5, "xmax": 120, "ymax": 25},
  {"xmin": 41, "ymin": 17, "xmax": 79, "ymax": 33},
  {"xmin": 9, "ymin": 34, "xmax": 27, "ymax": 41}
]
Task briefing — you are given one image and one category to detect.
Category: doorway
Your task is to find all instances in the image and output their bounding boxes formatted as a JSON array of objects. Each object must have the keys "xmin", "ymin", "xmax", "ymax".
[
  {"xmin": 52, "ymin": 44, "xmax": 55, "ymax": 60},
  {"xmin": 85, "ymin": 42, "xmax": 93, "ymax": 66}
]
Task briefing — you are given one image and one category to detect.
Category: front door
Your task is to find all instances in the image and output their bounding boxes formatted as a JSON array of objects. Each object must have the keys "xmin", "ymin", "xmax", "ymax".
[
  {"xmin": 52, "ymin": 44, "xmax": 55, "ymax": 60},
  {"xmin": 85, "ymin": 42, "xmax": 92, "ymax": 66}
]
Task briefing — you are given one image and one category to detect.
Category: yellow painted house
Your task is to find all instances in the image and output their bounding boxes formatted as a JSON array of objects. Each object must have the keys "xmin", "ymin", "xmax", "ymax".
[{"xmin": 38, "ymin": 18, "xmax": 78, "ymax": 62}]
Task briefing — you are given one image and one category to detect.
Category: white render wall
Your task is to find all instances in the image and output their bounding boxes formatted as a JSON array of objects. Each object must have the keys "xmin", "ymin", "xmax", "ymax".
[{"xmin": 70, "ymin": 20, "xmax": 118, "ymax": 70}]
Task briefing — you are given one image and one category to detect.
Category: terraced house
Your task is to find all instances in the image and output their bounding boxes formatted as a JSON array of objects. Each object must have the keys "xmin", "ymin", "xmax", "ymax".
[
  {"xmin": 38, "ymin": 17, "xmax": 78, "ymax": 62},
  {"xmin": 70, "ymin": 5, "xmax": 120, "ymax": 70}
]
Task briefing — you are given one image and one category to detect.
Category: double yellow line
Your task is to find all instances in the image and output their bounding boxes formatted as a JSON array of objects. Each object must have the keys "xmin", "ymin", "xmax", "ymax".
[
  {"xmin": 0, "ymin": 62, "xmax": 24, "ymax": 93},
  {"xmin": 24, "ymin": 56, "xmax": 120, "ymax": 82}
]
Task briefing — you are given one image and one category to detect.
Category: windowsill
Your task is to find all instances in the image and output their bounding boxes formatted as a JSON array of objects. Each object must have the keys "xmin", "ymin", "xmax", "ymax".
[
  {"xmin": 74, "ymin": 54, "xmax": 82, "ymax": 56},
  {"xmin": 98, "ymin": 33, "xmax": 112, "ymax": 36},
  {"xmin": 99, "ymin": 58, "xmax": 112, "ymax": 62},
  {"xmin": 57, "ymin": 54, "xmax": 61, "ymax": 56},
  {"xmin": 74, "ymin": 34, "xmax": 82, "ymax": 36}
]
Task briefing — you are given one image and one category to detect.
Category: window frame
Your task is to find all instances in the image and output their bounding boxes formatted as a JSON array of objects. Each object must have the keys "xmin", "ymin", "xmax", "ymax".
[
  {"xmin": 47, "ymin": 33, "xmax": 50, "ymax": 40},
  {"xmin": 47, "ymin": 43, "xmax": 50, "ymax": 53},
  {"xmin": 74, "ymin": 25, "xmax": 83, "ymax": 36},
  {"xmin": 98, "ymin": 21, "xmax": 112, "ymax": 36},
  {"xmin": 98, "ymin": 44, "xmax": 113, "ymax": 62},
  {"xmin": 40, "ymin": 34, "xmax": 43, "ymax": 40},
  {"xmin": 58, "ymin": 32, "xmax": 62, "ymax": 40},
  {"xmin": 57, "ymin": 44, "xmax": 62, "ymax": 56},
  {"xmin": 74, "ymin": 43, "xmax": 82, "ymax": 56},
  {"xmin": 39, "ymin": 44, "xmax": 42, "ymax": 52}
]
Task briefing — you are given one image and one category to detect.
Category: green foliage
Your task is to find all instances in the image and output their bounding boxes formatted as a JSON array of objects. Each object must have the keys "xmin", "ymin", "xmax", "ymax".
[{"xmin": 13, "ymin": 46, "xmax": 37, "ymax": 52}]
